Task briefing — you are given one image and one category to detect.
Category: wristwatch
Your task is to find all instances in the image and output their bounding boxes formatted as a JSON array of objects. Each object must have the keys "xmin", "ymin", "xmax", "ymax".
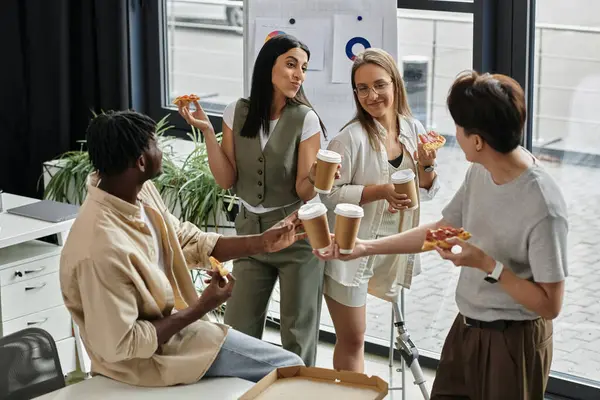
[
  {"xmin": 422, "ymin": 161, "xmax": 436, "ymax": 173},
  {"xmin": 484, "ymin": 260, "xmax": 504, "ymax": 284}
]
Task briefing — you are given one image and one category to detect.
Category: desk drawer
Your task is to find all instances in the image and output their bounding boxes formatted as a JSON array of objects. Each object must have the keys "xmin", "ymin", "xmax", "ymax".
[
  {"xmin": 1, "ymin": 272, "xmax": 62, "ymax": 321},
  {"xmin": 3, "ymin": 305, "xmax": 72, "ymax": 342},
  {"xmin": 0, "ymin": 255, "xmax": 60, "ymax": 287},
  {"xmin": 57, "ymin": 336, "xmax": 77, "ymax": 375}
]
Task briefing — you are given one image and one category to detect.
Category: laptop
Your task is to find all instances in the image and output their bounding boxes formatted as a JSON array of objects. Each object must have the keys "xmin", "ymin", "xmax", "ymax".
[{"xmin": 6, "ymin": 200, "xmax": 80, "ymax": 223}]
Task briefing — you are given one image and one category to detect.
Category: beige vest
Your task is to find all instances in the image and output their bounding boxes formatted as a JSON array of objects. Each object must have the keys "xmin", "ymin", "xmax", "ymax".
[{"xmin": 232, "ymin": 98, "xmax": 310, "ymax": 208}]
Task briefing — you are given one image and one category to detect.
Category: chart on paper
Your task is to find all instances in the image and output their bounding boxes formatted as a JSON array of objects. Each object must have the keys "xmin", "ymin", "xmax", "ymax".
[
  {"xmin": 254, "ymin": 17, "xmax": 329, "ymax": 71},
  {"xmin": 331, "ymin": 14, "xmax": 383, "ymax": 83}
]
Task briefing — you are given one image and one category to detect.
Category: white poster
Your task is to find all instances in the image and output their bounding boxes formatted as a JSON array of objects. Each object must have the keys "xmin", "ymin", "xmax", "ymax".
[
  {"xmin": 254, "ymin": 17, "xmax": 329, "ymax": 71},
  {"xmin": 331, "ymin": 14, "xmax": 383, "ymax": 83}
]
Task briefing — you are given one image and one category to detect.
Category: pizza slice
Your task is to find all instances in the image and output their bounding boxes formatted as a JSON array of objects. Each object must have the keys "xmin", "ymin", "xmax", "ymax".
[
  {"xmin": 418, "ymin": 131, "xmax": 446, "ymax": 151},
  {"xmin": 209, "ymin": 256, "xmax": 229, "ymax": 277},
  {"xmin": 422, "ymin": 226, "xmax": 471, "ymax": 251},
  {"xmin": 173, "ymin": 93, "xmax": 200, "ymax": 107}
]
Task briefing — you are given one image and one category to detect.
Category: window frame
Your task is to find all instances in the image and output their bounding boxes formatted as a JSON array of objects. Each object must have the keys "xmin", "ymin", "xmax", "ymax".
[{"xmin": 140, "ymin": 0, "xmax": 225, "ymax": 138}]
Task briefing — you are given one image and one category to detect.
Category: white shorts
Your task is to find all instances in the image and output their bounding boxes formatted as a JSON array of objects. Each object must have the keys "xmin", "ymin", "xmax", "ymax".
[
  {"xmin": 323, "ymin": 274, "xmax": 368, "ymax": 308},
  {"xmin": 323, "ymin": 252, "xmax": 405, "ymax": 308}
]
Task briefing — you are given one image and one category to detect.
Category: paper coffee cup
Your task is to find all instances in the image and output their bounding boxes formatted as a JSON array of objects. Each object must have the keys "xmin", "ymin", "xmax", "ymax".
[
  {"xmin": 334, "ymin": 203, "xmax": 364, "ymax": 254},
  {"xmin": 391, "ymin": 169, "xmax": 418, "ymax": 210},
  {"xmin": 298, "ymin": 203, "xmax": 331, "ymax": 253},
  {"xmin": 314, "ymin": 149, "xmax": 342, "ymax": 194}
]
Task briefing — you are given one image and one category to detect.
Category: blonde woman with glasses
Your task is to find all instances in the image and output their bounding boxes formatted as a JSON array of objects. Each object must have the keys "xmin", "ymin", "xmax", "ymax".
[{"xmin": 317, "ymin": 48, "xmax": 441, "ymax": 372}]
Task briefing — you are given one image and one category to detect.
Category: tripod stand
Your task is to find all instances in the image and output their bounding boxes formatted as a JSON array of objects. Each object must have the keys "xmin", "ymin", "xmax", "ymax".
[{"xmin": 388, "ymin": 290, "xmax": 430, "ymax": 400}]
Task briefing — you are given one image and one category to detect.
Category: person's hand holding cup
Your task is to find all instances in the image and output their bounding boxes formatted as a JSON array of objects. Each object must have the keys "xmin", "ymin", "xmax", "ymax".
[
  {"xmin": 390, "ymin": 169, "xmax": 419, "ymax": 212},
  {"xmin": 379, "ymin": 184, "xmax": 412, "ymax": 213},
  {"xmin": 312, "ymin": 150, "xmax": 342, "ymax": 194},
  {"xmin": 333, "ymin": 203, "xmax": 364, "ymax": 255},
  {"xmin": 298, "ymin": 203, "xmax": 331, "ymax": 254}
]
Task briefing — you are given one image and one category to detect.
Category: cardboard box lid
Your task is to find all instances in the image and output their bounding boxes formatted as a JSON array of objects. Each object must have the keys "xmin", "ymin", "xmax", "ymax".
[{"xmin": 240, "ymin": 366, "xmax": 388, "ymax": 400}]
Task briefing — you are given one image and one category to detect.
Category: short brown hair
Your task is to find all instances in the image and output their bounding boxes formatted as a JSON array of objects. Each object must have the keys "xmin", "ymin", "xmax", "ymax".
[{"xmin": 447, "ymin": 71, "xmax": 526, "ymax": 153}]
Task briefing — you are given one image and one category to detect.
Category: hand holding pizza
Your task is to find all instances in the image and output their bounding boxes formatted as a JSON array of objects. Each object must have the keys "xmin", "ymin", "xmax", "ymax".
[
  {"xmin": 415, "ymin": 143, "xmax": 436, "ymax": 167},
  {"xmin": 434, "ymin": 237, "xmax": 495, "ymax": 273},
  {"xmin": 176, "ymin": 95, "xmax": 215, "ymax": 134},
  {"xmin": 416, "ymin": 131, "xmax": 444, "ymax": 167}
]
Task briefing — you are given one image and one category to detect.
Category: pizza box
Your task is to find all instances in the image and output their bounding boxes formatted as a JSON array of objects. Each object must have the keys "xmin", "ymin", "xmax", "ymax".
[{"xmin": 239, "ymin": 366, "xmax": 388, "ymax": 400}]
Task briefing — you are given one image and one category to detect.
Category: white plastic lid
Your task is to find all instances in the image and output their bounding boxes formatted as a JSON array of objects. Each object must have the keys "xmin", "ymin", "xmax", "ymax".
[
  {"xmin": 334, "ymin": 203, "xmax": 364, "ymax": 218},
  {"xmin": 317, "ymin": 149, "xmax": 342, "ymax": 164},
  {"xmin": 298, "ymin": 203, "xmax": 328, "ymax": 220},
  {"xmin": 391, "ymin": 169, "xmax": 416, "ymax": 184}
]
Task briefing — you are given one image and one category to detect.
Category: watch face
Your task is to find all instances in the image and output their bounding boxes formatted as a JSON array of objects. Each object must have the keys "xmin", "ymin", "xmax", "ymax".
[{"xmin": 484, "ymin": 276, "xmax": 498, "ymax": 284}]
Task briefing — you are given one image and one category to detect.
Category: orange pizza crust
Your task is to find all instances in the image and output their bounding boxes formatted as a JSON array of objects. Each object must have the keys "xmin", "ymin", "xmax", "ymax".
[
  {"xmin": 418, "ymin": 131, "xmax": 446, "ymax": 151},
  {"xmin": 209, "ymin": 257, "xmax": 229, "ymax": 277},
  {"xmin": 421, "ymin": 227, "xmax": 471, "ymax": 251},
  {"xmin": 173, "ymin": 93, "xmax": 200, "ymax": 106}
]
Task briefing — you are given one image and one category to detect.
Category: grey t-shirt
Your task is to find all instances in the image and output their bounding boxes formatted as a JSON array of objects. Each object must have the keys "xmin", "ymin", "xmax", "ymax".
[{"xmin": 442, "ymin": 153, "xmax": 568, "ymax": 321}]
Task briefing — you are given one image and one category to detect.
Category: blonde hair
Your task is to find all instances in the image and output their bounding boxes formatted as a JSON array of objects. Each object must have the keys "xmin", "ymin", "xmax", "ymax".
[{"xmin": 343, "ymin": 48, "xmax": 412, "ymax": 151}]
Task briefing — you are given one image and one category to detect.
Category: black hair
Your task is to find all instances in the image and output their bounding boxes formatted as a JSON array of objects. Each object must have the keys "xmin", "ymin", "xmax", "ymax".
[
  {"xmin": 241, "ymin": 33, "xmax": 326, "ymax": 138},
  {"xmin": 86, "ymin": 110, "xmax": 156, "ymax": 176},
  {"xmin": 447, "ymin": 70, "xmax": 526, "ymax": 153}
]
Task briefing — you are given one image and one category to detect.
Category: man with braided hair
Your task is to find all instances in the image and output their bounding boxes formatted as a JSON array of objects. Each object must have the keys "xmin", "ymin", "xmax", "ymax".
[{"xmin": 60, "ymin": 110, "xmax": 304, "ymax": 387}]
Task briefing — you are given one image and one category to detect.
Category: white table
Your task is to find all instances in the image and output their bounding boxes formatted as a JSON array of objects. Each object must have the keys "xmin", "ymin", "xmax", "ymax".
[
  {"xmin": 0, "ymin": 194, "xmax": 73, "ymax": 249},
  {"xmin": 35, "ymin": 376, "xmax": 255, "ymax": 399},
  {"xmin": 0, "ymin": 193, "xmax": 85, "ymax": 375}
]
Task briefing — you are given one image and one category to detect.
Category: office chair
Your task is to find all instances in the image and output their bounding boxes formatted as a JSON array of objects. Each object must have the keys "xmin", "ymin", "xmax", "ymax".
[{"xmin": 0, "ymin": 327, "xmax": 66, "ymax": 400}]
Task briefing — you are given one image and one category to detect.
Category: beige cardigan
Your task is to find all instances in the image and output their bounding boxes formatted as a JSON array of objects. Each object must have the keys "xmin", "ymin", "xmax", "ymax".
[{"xmin": 60, "ymin": 176, "xmax": 228, "ymax": 387}]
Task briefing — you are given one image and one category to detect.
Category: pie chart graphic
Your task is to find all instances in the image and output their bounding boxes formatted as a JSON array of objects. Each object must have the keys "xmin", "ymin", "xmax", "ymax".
[
  {"xmin": 265, "ymin": 30, "xmax": 286, "ymax": 43},
  {"xmin": 345, "ymin": 37, "xmax": 372, "ymax": 60}
]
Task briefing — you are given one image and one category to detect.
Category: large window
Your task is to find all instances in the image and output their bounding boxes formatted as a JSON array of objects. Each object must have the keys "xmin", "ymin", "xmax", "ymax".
[
  {"xmin": 164, "ymin": 0, "xmax": 244, "ymax": 115},
  {"xmin": 533, "ymin": 0, "xmax": 600, "ymax": 386}
]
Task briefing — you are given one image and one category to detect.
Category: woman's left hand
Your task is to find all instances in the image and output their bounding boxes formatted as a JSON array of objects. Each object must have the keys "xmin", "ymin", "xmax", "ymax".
[
  {"xmin": 415, "ymin": 141, "xmax": 437, "ymax": 167},
  {"xmin": 434, "ymin": 237, "xmax": 495, "ymax": 273}
]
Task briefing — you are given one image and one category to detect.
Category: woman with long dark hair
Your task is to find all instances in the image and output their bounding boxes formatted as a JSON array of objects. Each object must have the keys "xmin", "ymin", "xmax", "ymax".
[{"xmin": 179, "ymin": 34, "xmax": 326, "ymax": 366}]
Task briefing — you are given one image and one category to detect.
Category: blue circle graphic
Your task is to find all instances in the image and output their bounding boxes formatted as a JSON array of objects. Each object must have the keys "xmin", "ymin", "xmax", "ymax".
[{"xmin": 345, "ymin": 37, "xmax": 372, "ymax": 60}]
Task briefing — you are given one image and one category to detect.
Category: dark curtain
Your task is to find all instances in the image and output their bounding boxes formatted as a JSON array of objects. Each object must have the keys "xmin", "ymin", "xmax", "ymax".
[{"xmin": 0, "ymin": 0, "xmax": 131, "ymax": 198}]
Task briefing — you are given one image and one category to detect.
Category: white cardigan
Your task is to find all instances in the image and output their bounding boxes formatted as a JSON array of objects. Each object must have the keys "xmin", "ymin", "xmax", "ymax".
[{"xmin": 321, "ymin": 115, "xmax": 440, "ymax": 287}]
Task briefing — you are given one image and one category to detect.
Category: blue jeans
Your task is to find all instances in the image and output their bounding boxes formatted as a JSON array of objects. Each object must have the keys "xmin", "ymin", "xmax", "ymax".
[{"xmin": 203, "ymin": 329, "xmax": 304, "ymax": 383}]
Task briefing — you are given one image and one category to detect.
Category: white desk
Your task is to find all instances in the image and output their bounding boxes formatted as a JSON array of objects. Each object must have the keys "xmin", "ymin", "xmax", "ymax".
[
  {"xmin": 35, "ymin": 376, "xmax": 255, "ymax": 400},
  {"xmin": 0, "ymin": 193, "xmax": 82, "ymax": 375},
  {"xmin": 0, "ymin": 194, "xmax": 72, "ymax": 249}
]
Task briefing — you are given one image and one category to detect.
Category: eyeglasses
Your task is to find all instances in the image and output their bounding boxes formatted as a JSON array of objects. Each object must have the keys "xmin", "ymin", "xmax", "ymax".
[{"xmin": 354, "ymin": 81, "xmax": 392, "ymax": 98}]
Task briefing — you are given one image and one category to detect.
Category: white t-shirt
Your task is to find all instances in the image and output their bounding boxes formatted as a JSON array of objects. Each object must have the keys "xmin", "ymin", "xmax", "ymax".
[
  {"xmin": 223, "ymin": 100, "xmax": 321, "ymax": 214},
  {"xmin": 140, "ymin": 205, "xmax": 166, "ymax": 275}
]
